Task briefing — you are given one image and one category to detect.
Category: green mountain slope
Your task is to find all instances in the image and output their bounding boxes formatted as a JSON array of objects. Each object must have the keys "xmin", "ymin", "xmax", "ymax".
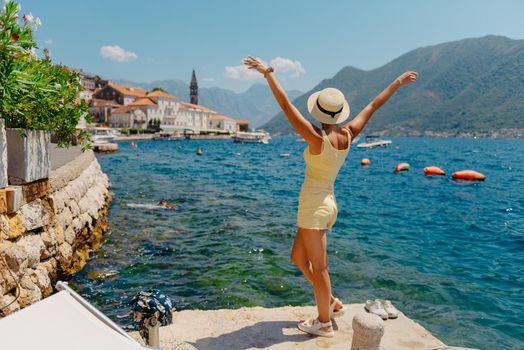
[
  {"xmin": 262, "ymin": 36, "xmax": 524, "ymax": 135},
  {"xmin": 115, "ymin": 79, "xmax": 301, "ymax": 127}
]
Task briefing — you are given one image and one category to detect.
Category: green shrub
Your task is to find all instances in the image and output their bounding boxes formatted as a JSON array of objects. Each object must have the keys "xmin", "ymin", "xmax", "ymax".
[{"xmin": 0, "ymin": 1, "xmax": 90, "ymax": 147}]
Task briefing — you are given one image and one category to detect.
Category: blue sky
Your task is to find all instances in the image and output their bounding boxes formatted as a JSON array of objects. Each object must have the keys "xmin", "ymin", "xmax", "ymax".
[{"xmin": 20, "ymin": 0, "xmax": 524, "ymax": 93}]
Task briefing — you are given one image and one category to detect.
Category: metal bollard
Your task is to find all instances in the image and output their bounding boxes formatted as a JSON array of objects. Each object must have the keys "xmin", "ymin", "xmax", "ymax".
[
  {"xmin": 351, "ymin": 313, "xmax": 384, "ymax": 350},
  {"xmin": 147, "ymin": 324, "xmax": 161, "ymax": 349}
]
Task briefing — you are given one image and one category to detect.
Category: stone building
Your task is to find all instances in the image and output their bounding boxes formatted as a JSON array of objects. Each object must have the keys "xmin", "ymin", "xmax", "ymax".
[{"xmin": 209, "ymin": 115, "xmax": 237, "ymax": 133}]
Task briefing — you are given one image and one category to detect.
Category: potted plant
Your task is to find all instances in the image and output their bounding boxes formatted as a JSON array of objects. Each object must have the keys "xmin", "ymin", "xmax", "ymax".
[{"xmin": 0, "ymin": 1, "xmax": 90, "ymax": 184}]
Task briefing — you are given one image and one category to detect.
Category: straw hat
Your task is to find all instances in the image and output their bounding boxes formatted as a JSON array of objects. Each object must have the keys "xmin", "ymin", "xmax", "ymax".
[{"xmin": 307, "ymin": 88, "xmax": 350, "ymax": 125}]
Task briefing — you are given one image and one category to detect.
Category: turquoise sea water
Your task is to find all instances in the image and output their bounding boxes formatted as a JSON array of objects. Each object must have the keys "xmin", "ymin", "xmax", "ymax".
[{"xmin": 69, "ymin": 137, "xmax": 524, "ymax": 349}]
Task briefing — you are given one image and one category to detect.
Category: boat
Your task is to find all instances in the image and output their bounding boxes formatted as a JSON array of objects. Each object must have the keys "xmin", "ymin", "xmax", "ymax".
[
  {"xmin": 233, "ymin": 131, "xmax": 271, "ymax": 144},
  {"xmin": 356, "ymin": 136, "xmax": 392, "ymax": 149},
  {"xmin": 90, "ymin": 127, "xmax": 116, "ymax": 143}
]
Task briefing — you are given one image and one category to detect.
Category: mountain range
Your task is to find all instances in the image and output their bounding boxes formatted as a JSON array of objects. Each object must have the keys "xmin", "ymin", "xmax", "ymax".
[
  {"xmin": 262, "ymin": 35, "xmax": 524, "ymax": 136},
  {"xmin": 114, "ymin": 78, "xmax": 302, "ymax": 127}
]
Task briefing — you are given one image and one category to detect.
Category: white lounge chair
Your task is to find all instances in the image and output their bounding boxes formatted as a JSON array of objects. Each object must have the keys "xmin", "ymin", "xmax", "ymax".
[{"xmin": 0, "ymin": 281, "xmax": 149, "ymax": 350}]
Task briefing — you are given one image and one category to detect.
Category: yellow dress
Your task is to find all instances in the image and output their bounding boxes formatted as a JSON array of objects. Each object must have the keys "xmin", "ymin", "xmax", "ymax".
[{"xmin": 297, "ymin": 128, "xmax": 351, "ymax": 230}]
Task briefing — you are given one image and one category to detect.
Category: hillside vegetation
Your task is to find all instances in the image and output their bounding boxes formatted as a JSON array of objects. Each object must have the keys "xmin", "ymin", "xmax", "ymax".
[{"xmin": 263, "ymin": 36, "xmax": 524, "ymax": 135}]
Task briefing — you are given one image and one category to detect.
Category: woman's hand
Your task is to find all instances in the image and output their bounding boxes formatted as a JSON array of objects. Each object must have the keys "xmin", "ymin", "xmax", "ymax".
[
  {"xmin": 243, "ymin": 55, "xmax": 268, "ymax": 75},
  {"xmin": 396, "ymin": 71, "xmax": 418, "ymax": 86}
]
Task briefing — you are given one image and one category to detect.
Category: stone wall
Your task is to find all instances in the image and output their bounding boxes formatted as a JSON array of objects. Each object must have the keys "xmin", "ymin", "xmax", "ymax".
[{"xmin": 0, "ymin": 150, "xmax": 111, "ymax": 316}]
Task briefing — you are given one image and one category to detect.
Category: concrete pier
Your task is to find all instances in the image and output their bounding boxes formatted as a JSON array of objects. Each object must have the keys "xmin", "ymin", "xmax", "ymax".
[
  {"xmin": 130, "ymin": 303, "xmax": 447, "ymax": 350},
  {"xmin": 92, "ymin": 142, "xmax": 118, "ymax": 152}
]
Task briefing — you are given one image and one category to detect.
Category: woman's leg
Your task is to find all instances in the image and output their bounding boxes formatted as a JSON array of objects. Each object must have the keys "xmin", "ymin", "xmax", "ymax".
[
  {"xmin": 290, "ymin": 230, "xmax": 314, "ymax": 283},
  {"xmin": 296, "ymin": 228, "xmax": 331, "ymax": 325},
  {"xmin": 291, "ymin": 230, "xmax": 342, "ymax": 311}
]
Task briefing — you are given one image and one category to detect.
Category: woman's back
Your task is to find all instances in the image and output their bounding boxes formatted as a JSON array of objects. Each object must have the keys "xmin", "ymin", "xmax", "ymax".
[{"xmin": 303, "ymin": 128, "xmax": 351, "ymax": 184}]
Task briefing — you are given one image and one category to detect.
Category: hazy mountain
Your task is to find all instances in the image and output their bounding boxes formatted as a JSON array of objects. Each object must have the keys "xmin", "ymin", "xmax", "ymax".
[
  {"xmin": 262, "ymin": 35, "xmax": 524, "ymax": 135},
  {"xmin": 114, "ymin": 79, "xmax": 302, "ymax": 127}
]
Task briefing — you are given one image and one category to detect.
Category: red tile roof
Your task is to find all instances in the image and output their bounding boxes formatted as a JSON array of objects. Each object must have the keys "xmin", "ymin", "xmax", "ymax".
[
  {"xmin": 209, "ymin": 115, "xmax": 234, "ymax": 121},
  {"xmin": 147, "ymin": 90, "xmax": 178, "ymax": 99},
  {"xmin": 179, "ymin": 102, "xmax": 217, "ymax": 114},
  {"xmin": 236, "ymin": 119, "xmax": 250, "ymax": 124},
  {"xmin": 113, "ymin": 106, "xmax": 130, "ymax": 114},
  {"xmin": 109, "ymin": 83, "xmax": 147, "ymax": 97},
  {"xmin": 128, "ymin": 97, "xmax": 157, "ymax": 107}
]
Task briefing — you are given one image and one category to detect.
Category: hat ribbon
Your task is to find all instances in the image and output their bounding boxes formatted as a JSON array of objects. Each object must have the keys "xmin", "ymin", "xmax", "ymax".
[{"xmin": 316, "ymin": 99, "xmax": 343, "ymax": 118}]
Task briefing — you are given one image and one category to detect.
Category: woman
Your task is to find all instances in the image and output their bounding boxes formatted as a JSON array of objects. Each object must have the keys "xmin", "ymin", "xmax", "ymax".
[{"xmin": 244, "ymin": 56, "xmax": 417, "ymax": 337}]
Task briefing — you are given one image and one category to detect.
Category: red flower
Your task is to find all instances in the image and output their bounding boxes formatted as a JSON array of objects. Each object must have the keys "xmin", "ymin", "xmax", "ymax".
[
  {"xmin": 22, "ymin": 15, "xmax": 27, "ymax": 22},
  {"xmin": 11, "ymin": 33, "xmax": 19, "ymax": 41}
]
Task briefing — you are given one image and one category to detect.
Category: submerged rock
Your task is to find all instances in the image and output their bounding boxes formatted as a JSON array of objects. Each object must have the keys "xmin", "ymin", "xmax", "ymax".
[{"xmin": 158, "ymin": 200, "xmax": 178, "ymax": 210}]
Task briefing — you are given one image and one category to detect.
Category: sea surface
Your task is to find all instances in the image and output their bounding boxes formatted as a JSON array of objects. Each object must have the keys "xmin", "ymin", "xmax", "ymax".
[{"xmin": 69, "ymin": 136, "xmax": 524, "ymax": 350}]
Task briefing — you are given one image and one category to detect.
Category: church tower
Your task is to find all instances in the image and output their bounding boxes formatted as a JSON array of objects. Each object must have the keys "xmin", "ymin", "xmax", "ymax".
[{"xmin": 190, "ymin": 69, "xmax": 198, "ymax": 105}]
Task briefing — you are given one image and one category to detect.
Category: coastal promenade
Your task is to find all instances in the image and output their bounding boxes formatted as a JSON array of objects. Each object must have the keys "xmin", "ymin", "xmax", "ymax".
[{"xmin": 129, "ymin": 304, "xmax": 449, "ymax": 350}]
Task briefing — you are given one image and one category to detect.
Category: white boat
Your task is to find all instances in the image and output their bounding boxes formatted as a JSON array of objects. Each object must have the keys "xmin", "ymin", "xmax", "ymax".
[
  {"xmin": 356, "ymin": 137, "xmax": 392, "ymax": 149},
  {"xmin": 90, "ymin": 127, "xmax": 115, "ymax": 143},
  {"xmin": 233, "ymin": 131, "xmax": 271, "ymax": 144}
]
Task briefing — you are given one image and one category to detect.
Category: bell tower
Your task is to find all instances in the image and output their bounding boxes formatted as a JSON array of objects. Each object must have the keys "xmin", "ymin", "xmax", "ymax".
[{"xmin": 190, "ymin": 69, "xmax": 198, "ymax": 105}]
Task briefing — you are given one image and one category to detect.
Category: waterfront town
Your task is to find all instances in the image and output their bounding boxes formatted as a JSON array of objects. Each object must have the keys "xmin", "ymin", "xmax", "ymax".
[{"xmin": 77, "ymin": 68, "xmax": 249, "ymax": 136}]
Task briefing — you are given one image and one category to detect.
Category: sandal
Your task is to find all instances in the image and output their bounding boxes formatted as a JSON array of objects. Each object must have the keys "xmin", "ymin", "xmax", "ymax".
[
  {"xmin": 297, "ymin": 318, "xmax": 334, "ymax": 338},
  {"xmin": 330, "ymin": 297, "xmax": 346, "ymax": 318}
]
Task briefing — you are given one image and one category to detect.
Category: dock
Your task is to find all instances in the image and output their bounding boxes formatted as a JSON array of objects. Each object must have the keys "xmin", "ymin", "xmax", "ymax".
[
  {"xmin": 129, "ymin": 304, "xmax": 452, "ymax": 350},
  {"xmin": 185, "ymin": 134, "xmax": 232, "ymax": 140},
  {"xmin": 92, "ymin": 142, "xmax": 118, "ymax": 152}
]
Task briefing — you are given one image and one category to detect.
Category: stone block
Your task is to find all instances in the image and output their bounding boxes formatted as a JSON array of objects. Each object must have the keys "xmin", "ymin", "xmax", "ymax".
[
  {"xmin": 31, "ymin": 265, "xmax": 52, "ymax": 296},
  {"xmin": 49, "ymin": 191, "xmax": 66, "ymax": 213},
  {"xmin": 0, "ymin": 214, "xmax": 9, "ymax": 239},
  {"xmin": 6, "ymin": 129, "xmax": 51, "ymax": 184},
  {"xmin": 0, "ymin": 189, "xmax": 6, "ymax": 214},
  {"xmin": 0, "ymin": 294, "xmax": 20, "ymax": 316},
  {"xmin": 19, "ymin": 200, "xmax": 49, "ymax": 231},
  {"xmin": 17, "ymin": 235, "xmax": 45, "ymax": 268},
  {"xmin": 5, "ymin": 214, "xmax": 25, "ymax": 240},
  {"xmin": 17, "ymin": 274, "xmax": 42, "ymax": 307},
  {"xmin": 0, "ymin": 119, "xmax": 7, "ymax": 189},
  {"xmin": 64, "ymin": 226, "xmax": 76, "ymax": 245},
  {"xmin": 40, "ymin": 257, "xmax": 57, "ymax": 281},
  {"xmin": 5, "ymin": 186, "xmax": 22, "ymax": 213},
  {"xmin": 21, "ymin": 179, "xmax": 49, "ymax": 203},
  {"xmin": 0, "ymin": 257, "xmax": 18, "ymax": 292},
  {"xmin": 69, "ymin": 200, "xmax": 80, "ymax": 217},
  {"xmin": 57, "ymin": 206, "xmax": 73, "ymax": 229},
  {"xmin": 57, "ymin": 242, "xmax": 73, "ymax": 269},
  {"xmin": 0, "ymin": 241, "xmax": 28, "ymax": 276}
]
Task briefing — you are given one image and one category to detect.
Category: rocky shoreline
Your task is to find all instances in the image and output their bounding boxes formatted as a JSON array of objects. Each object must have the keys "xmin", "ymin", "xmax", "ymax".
[{"xmin": 0, "ymin": 150, "xmax": 111, "ymax": 316}]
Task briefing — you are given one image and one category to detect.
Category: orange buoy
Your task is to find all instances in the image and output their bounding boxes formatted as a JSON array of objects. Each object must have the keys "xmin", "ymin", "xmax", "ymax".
[
  {"xmin": 197, "ymin": 148, "xmax": 203, "ymax": 156},
  {"xmin": 395, "ymin": 162, "xmax": 410, "ymax": 172},
  {"xmin": 424, "ymin": 166, "xmax": 445, "ymax": 176},
  {"xmin": 361, "ymin": 158, "xmax": 370, "ymax": 166},
  {"xmin": 452, "ymin": 170, "xmax": 485, "ymax": 181}
]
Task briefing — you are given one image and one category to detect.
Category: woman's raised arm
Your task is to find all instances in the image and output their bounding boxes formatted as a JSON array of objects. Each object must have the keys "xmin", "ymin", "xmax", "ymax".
[
  {"xmin": 243, "ymin": 56, "xmax": 320, "ymax": 144},
  {"xmin": 343, "ymin": 71, "xmax": 418, "ymax": 139}
]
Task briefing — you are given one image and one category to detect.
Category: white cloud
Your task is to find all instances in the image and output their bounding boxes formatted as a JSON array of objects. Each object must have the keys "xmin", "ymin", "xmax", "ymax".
[
  {"xmin": 224, "ymin": 56, "xmax": 305, "ymax": 80},
  {"xmin": 269, "ymin": 57, "xmax": 306, "ymax": 78},
  {"xmin": 100, "ymin": 45, "xmax": 137, "ymax": 62},
  {"xmin": 224, "ymin": 64, "xmax": 263, "ymax": 81},
  {"xmin": 202, "ymin": 77, "xmax": 215, "ymax": 82},
  {"xmin": 44, "ymin": 38, "xmax": 53, "ymax": 45}
]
